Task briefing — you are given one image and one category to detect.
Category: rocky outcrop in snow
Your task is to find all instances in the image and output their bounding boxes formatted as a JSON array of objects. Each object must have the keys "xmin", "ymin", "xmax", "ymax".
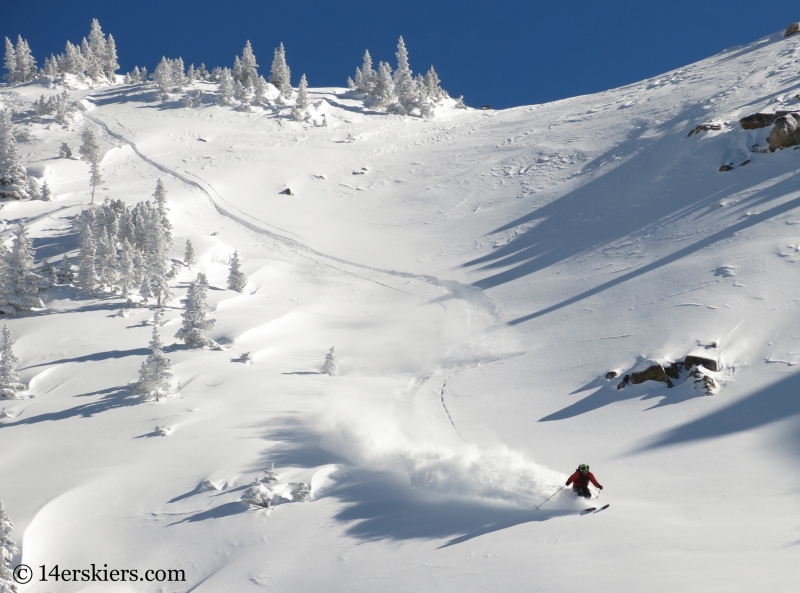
[
  {"xmin": 785, "ymin": 22, "xmax": 800, "ymax": 37},
  {"xmin": 767, "ymin": 112, "xmax": 800, "ymax": 151}
]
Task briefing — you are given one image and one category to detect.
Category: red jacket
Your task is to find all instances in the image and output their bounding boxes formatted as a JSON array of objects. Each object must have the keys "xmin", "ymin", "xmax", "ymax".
[{"xmin": 566, "ymin": 470, "xmax": 601, "ymax": 489}]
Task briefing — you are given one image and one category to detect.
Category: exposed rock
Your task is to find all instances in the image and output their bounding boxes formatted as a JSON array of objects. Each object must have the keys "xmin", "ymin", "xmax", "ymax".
[
  {"xmin": 687, "ymin": 123, "xmax": 721, "ymax": 137},
  {"xmin": 785, "ymin": 22, "xmax": 800, "ymax": 37},
  {"xmin": 479, "ymin": 105, "xmax": 492, "ymax": 111},
  {"xmin": 718, "ymin": 164, "xmax": 734, "ymax": 172},
  {"xmin": 740, "ymin": 112, "xmax": 783, "ymax": 130},
  {"xmin": 665, "ymin": 361, "xmax": 682, "ymax": 380},
  {"xmin": 605, "ymin": 371, "xmax": 618, "ymax": 379},
  {"xmin": 630, "ymin": 362, "xmax": 673, "ymax": 388},
  {"xmin": 739, "ymin": 159, "xmax": 751, "ymax": 167},
  {"xmin": 616, "ymin": 374, "xmax": 630, "ymax": 390},
  {"xmin": 768, "ymin": 113, "xmax": 800, "ymax": 151},
  {"xmin": 683, "ymin": 355, "xmax": 719, "ymax": 372},
  {"xmin": 281, "ymin": 187, "xmax": 294, "ymax": 195}
]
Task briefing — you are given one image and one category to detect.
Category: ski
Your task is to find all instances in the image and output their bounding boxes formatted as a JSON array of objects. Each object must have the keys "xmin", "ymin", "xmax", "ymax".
[
  {"xmin": 584, "ymin": 507, "xmax": 597, "ymax": 512},
  {"xmin": 582, "ymin": 503, "xmax": 610, "ymax": 514}
]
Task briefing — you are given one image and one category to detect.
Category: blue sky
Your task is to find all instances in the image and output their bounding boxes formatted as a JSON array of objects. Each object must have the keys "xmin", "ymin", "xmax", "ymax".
[{"xmin": 3, "ymin": 1, "xmax": 799, "ymax": 109}]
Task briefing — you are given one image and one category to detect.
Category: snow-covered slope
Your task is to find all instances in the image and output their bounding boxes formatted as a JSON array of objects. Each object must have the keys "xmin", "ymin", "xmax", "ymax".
[{"xmin": 3, "ymin": 28, "xmax": 800, "ymax": 593}]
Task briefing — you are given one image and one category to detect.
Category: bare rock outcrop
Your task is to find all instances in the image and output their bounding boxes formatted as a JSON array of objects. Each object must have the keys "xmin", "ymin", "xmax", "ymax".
[
  {"xmin": 629, "ymin": 360, "xmax": 673, "ymax": 388},
  {"xmin": 767, "ymin": 113, "xmax": 800, "ymax": 151},
  {"xmin": 785, "ymin": 23, "xmax": 800, "ymax": 37},
  {"xmin": 683, "ymin": 355, "xmax": 718, "ymax": 372},
  {"xmin": 687, "ymin": 123, "xmax": 721, "ymax": 137}
]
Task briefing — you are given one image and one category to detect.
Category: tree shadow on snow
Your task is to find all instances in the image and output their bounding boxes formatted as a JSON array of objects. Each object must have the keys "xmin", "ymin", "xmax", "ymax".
[
  {"xmin": 166, "ymin": 502, "xmax": 247, "ymax": 526},
  {"xmin": 635, "ymin": 369, "xmax": 800, "ymax": 456},
  {"xmin": 2, "ymin": 385, "xmax": 139, "ymax": 425}
]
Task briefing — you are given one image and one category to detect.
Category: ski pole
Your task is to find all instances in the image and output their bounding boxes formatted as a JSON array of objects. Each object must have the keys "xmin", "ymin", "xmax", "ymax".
[{"xmin": 537, "ymin": 485, "xmax": 565, "ymax": 510}]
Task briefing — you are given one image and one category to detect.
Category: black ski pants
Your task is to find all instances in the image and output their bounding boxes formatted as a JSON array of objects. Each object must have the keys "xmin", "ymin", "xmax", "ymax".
[{"xmin": 572, "ymin": 485, "xmax": 591, "ymax": 498}]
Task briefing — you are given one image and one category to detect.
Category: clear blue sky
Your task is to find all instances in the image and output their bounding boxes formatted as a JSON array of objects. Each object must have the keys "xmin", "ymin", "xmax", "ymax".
[{"xmin": 3, "ymin": 1, "xmax": 799, "ymax": 109}]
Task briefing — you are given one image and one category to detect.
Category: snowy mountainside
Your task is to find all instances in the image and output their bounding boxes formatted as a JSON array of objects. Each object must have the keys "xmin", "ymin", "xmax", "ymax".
[{"xmin": 2, "ymin": 27, "xmax": 800, "ymax": 593}]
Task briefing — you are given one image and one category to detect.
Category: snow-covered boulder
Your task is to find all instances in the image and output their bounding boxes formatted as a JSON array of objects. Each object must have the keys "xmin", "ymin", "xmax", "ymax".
[
  {"xmin": 785, "ymin": 22, "xmax": 800, "ymax": 37},
  {"xmin": 768, "ymin": 113, "xmax": 800, "ymax": 151},
  {"xmin": 629, "ymin": 359, "xmax": 672, "ymax": 387},
  {"xmin": 241, "ymin": 481, "xmax": 272, "ymax": 508}
]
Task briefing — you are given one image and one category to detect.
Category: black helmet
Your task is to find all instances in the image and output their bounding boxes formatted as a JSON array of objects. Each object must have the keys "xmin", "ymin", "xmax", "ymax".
[{"xmin": 578, "ymin": 464, "xmax": 590, "ymax": 473}]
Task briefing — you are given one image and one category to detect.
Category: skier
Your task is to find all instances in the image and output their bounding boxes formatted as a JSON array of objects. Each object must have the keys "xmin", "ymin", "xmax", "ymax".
[{"xmin": 566, "ymin": 464, "xmax": 603, "ymax": 499}]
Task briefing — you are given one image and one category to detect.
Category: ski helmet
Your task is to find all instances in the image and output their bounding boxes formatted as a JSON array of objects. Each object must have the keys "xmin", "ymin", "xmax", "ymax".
[{"xmin": 578, "ymin": 464, "xmax": 590, "ymax": 473}]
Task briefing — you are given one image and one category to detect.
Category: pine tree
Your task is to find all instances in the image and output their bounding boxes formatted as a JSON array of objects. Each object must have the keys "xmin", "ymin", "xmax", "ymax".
[
  {"xmin": 239, "ymin": 41, "xmax": 259, "ymax": 88},
  {"xmin": 117, "ymin": 239, "xmax": 135, "ymax": 297},
  {"xmin": 196, "ymin": 63, "xmax": 208, "ymax": 80},
  {"xmin": 184, "ymin": 239, "xmax": 195, "ymax": 266},
  {"xmin": 78, "ymin": 224, "xmax": 98, "ymax": 294},
  {"xmin": 253, "ymin": 75, "xmax": 269, "ymax": 104},
  {"xmin": 104, "ymin": 34, "xmax": 119, "ymax": 80},
  {"xmin": 2, "ymin": 225, "xmax": 44, "ymax": 314},
  {"xmin": 0, "ymin": 500, "xmax": 19, "ymax": 593},
  {"xmin": 57, "ymin": 254, "xmax": 74, "ymax": 284},
  {"xmin": 27, "ymin": 178, "xmax": 40, "ymax": 200},
  {"xmin": 14, "ymin": 37, "xmax": 36, "ymax": 83},
  {"xmin": 143, "ymin": 207, "xmax": 173, "ymax": 307},
  {"xmin": 356, "ymin": 50, "xmax": 376, "ymax": 94},
  {"xmin": 393, "ymin": 36, "xmax": 418, "ymax": 112},
  {"xmin": 373, "ymin": 62, "xmax": 395, "ymax": 109},
  {"xmin": 0, "ymin": 325, "xmax": 25, "ymax": 398},
  {"xmin": 0, "ymin": 109, "xmax": 30, "ymax": 200},
  {"xmin": 269, "ymin": 43, "xmax": 292, "ymax": 98},
  {"xmin": 227, "ymin": 250, "xmax": 246, "ymax": 292},
  {"xmin": 79, "ymin": 126, "xmax": 103, "ymax": 202},
  {"xmin": 175, "ymin": 272, "xmax": 217, "ymax": 348},
  {"xmin": 41, "ymin": 181, "xmax": 52, "ymax": 201},
  {"xmin": 218, "ymin": 68, "xmax": 234, "ymax": 105},
  {"xmin": 59, "ymin": 142, "xmax": 72, "ymax": 158},
  {"xmin": 321, "ymin": 346, "xmax": 337, "ymax": 376},
  {"xmin": 40, "ymin": 259, "xmax": 56, "ymax": 287},
  {"xmin": 3, "ymin": 38, "xmax": 17, "ymax": 84},
  {"xmin": 88, "ymin": 19, "xmax": 107, "ymax": 67},
  {"xmin": 82, "ymin": 37, "xmax": 102, "ymax": 82},
  {"xmin": 135, "ymin": 315, "xmax": 172, "ymax": 401},
  {"xmin": 152, "ymin": 179, "xmax": 173, "ymax": 246},
  {"xmin": 292, "ymin": 74, "xmax": 309, "ymax": 122}
]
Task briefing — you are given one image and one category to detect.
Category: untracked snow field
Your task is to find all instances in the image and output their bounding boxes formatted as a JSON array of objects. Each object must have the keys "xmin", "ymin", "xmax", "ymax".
[{"xmin": 3, "ymin": 28, "xmax": 800, "ymax": 593}]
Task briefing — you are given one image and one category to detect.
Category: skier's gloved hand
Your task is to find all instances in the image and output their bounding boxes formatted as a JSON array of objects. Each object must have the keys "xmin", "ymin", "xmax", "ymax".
[
  {"xmin": 565, "ymin": 481, "xmax": 570, "ymax": 486},
  {"xmin": 599, "ymin": 485, "xmax": 604, "ymax": 490}
]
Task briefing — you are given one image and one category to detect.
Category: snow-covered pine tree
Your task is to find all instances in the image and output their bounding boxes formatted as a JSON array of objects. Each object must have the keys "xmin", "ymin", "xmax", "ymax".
[
  {"xmin": 140, "ymin": 66, "xmax": 148, "ymax": 82},
  {"xmin": 218, "ymin": 68, "xmax": 234, "ymax": 105},
  {"xmin": 88, "ymin": 19, "xmax": 107, "ymax": 71},
  {"xmin": 393, "ymin": 37, "xmax": 419, "ymax": 112},
  {"xmin": 79, "ymin": 126, "xmax": 103, "ymax": 202},
  {"xmin": 175, "ymin": 272, "xmax": 217, "ymax": 348},
  {"xmin": 2, "ymin": 38, "xmax": 16, "ymax": 84},
  {"xmin": 57, "ymin": 254, "xmax": 74, "ymax": 284},
  {"xmin": 104, "ymin": 34, "xmax": 119, "ymax": 80},
  {"xmin": 196, "ymin": 63, "xmax": 208, "ymax": 80},
  {"xmin": 373, "ymin": 61, "xmax": 395, "ymax": 109},
  {"xmin": 269, "ymin": 43, "xmax": 292, "ymax": 98},
  {"xmin": 144, "ymin": 208, "xmax": 173, "ymax": 307},
  {"xmin": 117, "ymin": 239, "xmax": 135, "ymax": 297},
  {"xmin": 1, "ymin": 225, "xmax": 44, "ymax": 314},
  {"xmin": 153, "ymin": 57, "xmax": 173, "ymax": 94},
  {"xmin": 356, "ymin": 50, "xmax": 376, "ymax": 94},
  {"xmin": 41, "ymin": 54, "xmax": 58, "ymax": 77},
  {"xmin": 0, "ymin": 325, "xmax": 25, "ymax": 398},
  {"xmin": 227, "ymin": 250, "xmax": 246, "ymax": 292},
  {"xmin": 13, "ymin": 36, "xmax": 36, "ymax": 83},
  {"xmin": 40, "ymin": 259, "xmax": 56, "ymax": 287},
  {"xmin": 233, "ymin": 80, "xmax": 251, "ymax": 110},
  {"xmin": 40, "ymin": 181, "xmax": 52, "ymax": 201},
  {"xmin": 0, "ymin": 500, "xmax": 19, "ymax": 593},
  {"xmin": 232, "ymin": 56, "xmax": 242, "ymax": 84},
  {"xmin": 239, "ymin": 41, "xmax": 259, "ymax": 88},
  {"xmin": 152, "ymin": 179, "xmax": 173, "ymax": 246},
  {"xmin": 0, "ymin": 109, "xmax": 30, "ymax": 200},
  {"xmin": 82, "ymin": 37, "xmax": 103, "ymax": 83},
  {"xmin": 184, "ymin": 239, "xmax": 195, "ymax": 266},
  {"xmin": 291, "ymin": 74, "xmax": 309, "ymax": 122},
  {"xmin": 253, "ymin": 75, "xmax": 269, "ymax": 104},
  {"xmin": 77, "ymin": 223, "xmax": 99, "ymax": 294},
  {"xmin": 321, "ymin": 346, "xmax": 337, "ymax": 376},
  {"xmin": 59, "ymin": 142, "xmax": 72, "ymax": 158},
  {"xmin": 27, "ymin": 178, "xmax": 41, "ymax": 201},
  {"xmin": 135, "ymin": 315, "xmax": 172, "ymax": 401},
  {"xmin": 186, "ymin": 63, "xmax": 195, "ymax": 84}
]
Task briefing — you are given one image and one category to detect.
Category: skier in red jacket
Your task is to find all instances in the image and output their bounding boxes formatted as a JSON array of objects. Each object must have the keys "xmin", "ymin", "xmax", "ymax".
[{"xmin": 566, "ymin": 464, "xmax": 603, "ymax": 499}]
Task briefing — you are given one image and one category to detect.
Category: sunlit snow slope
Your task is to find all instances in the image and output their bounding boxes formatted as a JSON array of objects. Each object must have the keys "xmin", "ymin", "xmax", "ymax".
[{"xmin": 3, "ymin": 28, "xmax": 800, "ymax": 593}]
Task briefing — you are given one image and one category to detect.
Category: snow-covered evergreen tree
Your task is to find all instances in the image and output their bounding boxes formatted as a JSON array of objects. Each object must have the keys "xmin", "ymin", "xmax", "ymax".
[
  {"xmin": 0, "ymin": 109, "xmax": 30, "ymax": 201},
  {"xmin": 373, "ymin": 61, "xmax": 395, "ymax": 109},
  {"xmin": 253, "ymin": 75, "xmax": 269, "ymax": 104},
  {"xmin": 152, "ymin": 179, "xmax": 173, "ymax": 246},
  {"xmin": 57, "ymin": 254, "xmax": 74, "ymax": 284},
  {"xmin": 270, "ymin": 43, "xmax": 292, "ymax": 98},
  {"xmin": 78, "ymin": 223, "xmax": 99, "ymax": 294},
  {"xmin": 218, "ymin": 68, "xmax": 234, "ymax": 105},
  {"xmin": 239, "ymin": 41, "xmax": 259, "ymax": 87},
  {"xmin": 104, "ymin": 34, "xmax": 119, "ymax": 80},
  {"xmin": 175, "ymin": 272, "xmax": 216, "ymax": 348},
  {"xmin": 393, "ymin": 37, "xmax": 419, "ymax": 112},
  {"xmin": 321, "ymin": 346, "xmax": 337, "ymax": 376},
  {"xmin": 40, "ymin": 258, "xmax": 56, "ymax": 287},
  {"xmin": 354, "ymin": 50, "xmax": 376, "ymax": 94},
  {"xmin": 2, "ymin": 225, "xmax": 44, "ymax": 314},
  {"xmin": 117, "ymin": 239, "xmax": 134, "ymax": 297},
  {"xmin": 0, "ymin": 500, "xmax": 19, "ymax": 593},
  {"xmin": 27, "ymin": 178, "xmax": 40, "ymax": 201},
  {"xmin": 233, "ymin": 80, "xmax": 251, "ymax": 110},
  {"xmin": 135, "ymin": 315, "xmax": 172, "ymax": 401},
  {"xmin": 2, "ymin": 38, "xmax": 16, "ymax": 84},
  {"xmin": 227, "ymin": 250, "xmax": 246, "ymax": 292},
  {"xmin": 291, "ymin": 73, "xmax": 309, "ymax": 122},
  {"xmin": 40, "ymin": 181, "xmax": 52, "ymax": 201},
  {"xmin": 184, "ymin": 239, "xmax": 195, "ymax": 266},
  {"xmin": 0, "ymin": 325, "xmax": 25, "ymax": 398},
  {"xmin": 79, "ymin": 126, "xmax": 103, "ymax": 202},
  {"xmin": 59, "ymin": 142, "xmax": 72, "ymax": 158},
  {"xmin": 196, "ymin": 63, "xmax": 208, "ymax": 80}
]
